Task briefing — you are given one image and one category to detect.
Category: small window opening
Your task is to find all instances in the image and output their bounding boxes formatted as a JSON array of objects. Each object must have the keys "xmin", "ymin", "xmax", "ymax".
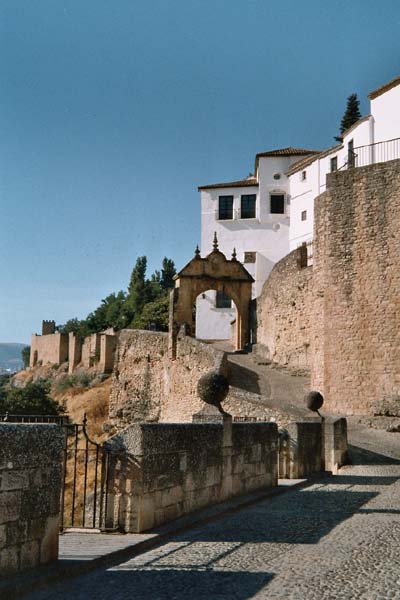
[
  {"xmin": 240, "ymin": 194, "xmax": 256, "ymax": 219},
  {"xmin": 216, "ymin": 291, "xmax": 232, "ymax": 309},
  {"xmin": 218, "ymin": 195, "xmax": 233, "ymax": 220},
  {"xmin": 270, "ymin": 194, "xmax": 285, "ymax": 214}
]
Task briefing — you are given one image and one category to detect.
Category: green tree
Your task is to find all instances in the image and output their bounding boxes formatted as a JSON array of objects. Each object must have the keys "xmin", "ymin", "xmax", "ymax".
[
  {"xmin": 0, "ymin": 379, "xmax": 63, "ymax": 415},
  {"xmin": 85, "ymin": 291, "xmax": 127, "ymax": 333},
  {"xmin": 21, "ymin": 346, "xmax": 30, "ymax": 369},
  {"xmin": 335, "ymin": 93, "xmax": 362, "ymax": 142},
  {"xmin": 134, "ymin": 295, "xmax": 170, "ymax": 331},
  {"xmin": 160, "ymin": 257, "xmax": 176, "ymax": 290},
  {"xmin": 57, "ymin": 318, "xmax": 89, "ymax": 339},
  {"xmin": 126, "ymin": 256, "xmax": 150, "ymax": 325}
]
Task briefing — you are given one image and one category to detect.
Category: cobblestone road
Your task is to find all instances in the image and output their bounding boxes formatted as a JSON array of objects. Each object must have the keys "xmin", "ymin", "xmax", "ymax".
[{"xmin": 28, "ymin": 429, "xmax": 400, "ymax": 600}]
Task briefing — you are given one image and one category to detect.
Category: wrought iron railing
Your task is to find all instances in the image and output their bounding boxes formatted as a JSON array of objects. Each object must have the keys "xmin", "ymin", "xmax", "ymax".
[{"xmin": 353, "ymin": 137, "xmax": 400, "ymax": 169}]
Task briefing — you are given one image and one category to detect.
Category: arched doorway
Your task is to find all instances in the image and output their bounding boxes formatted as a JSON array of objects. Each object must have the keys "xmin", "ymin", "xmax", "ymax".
[
  {"xmin": 195, "ymin": 289, "xmax": 236, "ymax": 343},
  {"xmin": 169, "ymin": 234, "xmax": 254, "ymax": 357}
]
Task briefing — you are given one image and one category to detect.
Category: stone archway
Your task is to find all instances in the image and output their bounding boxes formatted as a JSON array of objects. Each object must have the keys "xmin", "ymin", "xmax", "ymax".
[{"xmin": 169, "ymin": 234, "xmax": 254, "ymax": 357}]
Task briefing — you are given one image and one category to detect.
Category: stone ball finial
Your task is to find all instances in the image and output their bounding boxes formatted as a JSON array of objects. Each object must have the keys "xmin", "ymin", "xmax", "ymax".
[
  {"xmin": 197, "ymin": 370, "xmax": 229, "ymax": 413},
  {"xmin": 305, "ymin": 391, "xmax": 324, "ymax": 412}
]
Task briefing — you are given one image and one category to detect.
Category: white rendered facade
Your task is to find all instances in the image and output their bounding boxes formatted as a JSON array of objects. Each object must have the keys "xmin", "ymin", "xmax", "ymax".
[
  {"xmin": 288, "ymin": 77, "xmax": 400, "ymax": 250},
  {"xmin": 197, "ymin": 75, "xmax": 400, "ymax": 340},
  {"xmin": 196, "ymin": 150, "xmax": 317, "ymax": 340}
]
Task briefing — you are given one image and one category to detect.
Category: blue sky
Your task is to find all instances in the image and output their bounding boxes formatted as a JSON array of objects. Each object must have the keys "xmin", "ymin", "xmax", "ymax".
[{"xmin": 1, "ymin": 0, "xmax": 399, "ymax": 343}]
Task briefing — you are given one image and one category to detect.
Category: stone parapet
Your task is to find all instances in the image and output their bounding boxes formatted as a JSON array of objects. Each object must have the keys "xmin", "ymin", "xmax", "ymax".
[
  {"xmin": 0, "ymin": 424, "xmax": 65, "ymax": 577},
  {"xmin": 104, "ymin": 420, "xmax": 278, "ymax": 532},
  {"xmin": 278, "ymin": 420, "xmax": 323, "ymax": 479}
]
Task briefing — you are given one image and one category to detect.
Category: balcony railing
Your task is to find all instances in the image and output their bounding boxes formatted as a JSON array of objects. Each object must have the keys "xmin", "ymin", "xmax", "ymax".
[{"xmin": 349, "ymin": 137, "xmax": 400, "ymax": 170}]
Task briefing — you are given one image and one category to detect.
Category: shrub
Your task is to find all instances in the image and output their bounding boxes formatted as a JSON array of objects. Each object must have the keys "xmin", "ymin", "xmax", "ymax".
[
  {"xmin": 55, "ymin": 372, "xmax": 94, "ymax": 394},
  {"xmin": 0, "ymin": 379, "xmax": 63, "ymax": 415}
]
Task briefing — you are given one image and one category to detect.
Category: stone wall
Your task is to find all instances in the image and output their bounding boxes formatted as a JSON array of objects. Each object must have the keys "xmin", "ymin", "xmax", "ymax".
[
  {"xmin": 104, "ymin": 420, "xmax": 278, "ymax": 532},
  {"xmin": 30, "ymin": 326, "xmax": 117, "ymax": 375},
  {"xmin": 312, "ymin": 160, "xmax": 400, "ymax": 415},
  {"xmin": 109, "ymin": 329, "xmax": 228, "ymax": 427},
  {"xmin": 0, "ymin": 424, "xmax": 65, "ymax": 577},
  {"xmin": 256, "ymin": 247, "xmax": 313, "ymax": 369},
  {"xmin": 99, "ymin": 334, "xmax": 117, "ymax": 373},
  {"xmin": 256, "ymin": 160, "xmax": 400, "ymax": 416},
  {"xmin": 30, "ymin": 332, "xmax": 69, "ymax": 367},
  {"xmin": 81, "ymin": 333, "xmax": 101, "ymax": 369},
  {"xmin": 324, "ymin": 417, "xmax": 348, "ymax": 474},
  {"xmin": 278, "ymin": 420, "xmax": 323, "ymax": 479}
]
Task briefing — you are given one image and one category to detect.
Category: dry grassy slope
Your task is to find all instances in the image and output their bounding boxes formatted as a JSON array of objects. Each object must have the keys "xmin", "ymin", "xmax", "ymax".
[
  {"xmin": 54, "ymin": 380, "xmax": 112, "ymax": 443},
  {"xmin": 11, "ymin": 364, "xmax": 112, "ymax": 443}
]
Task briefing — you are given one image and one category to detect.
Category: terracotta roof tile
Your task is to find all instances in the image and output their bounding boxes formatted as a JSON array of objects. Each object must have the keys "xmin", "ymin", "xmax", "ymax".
[
  {"xmin": 255, "ymin": 147, "xmax": 319, "ymax": 158},
  {"xmin": 286, "ymin": 143, "xmax": 343, "ymax": 176},
  {"xmin": 198, "ymin": 177, "xmax": 258, "ymax": 191},
  {"xmin": 254, "ymin": 147, "xmax": 320, "ymax": 174}
]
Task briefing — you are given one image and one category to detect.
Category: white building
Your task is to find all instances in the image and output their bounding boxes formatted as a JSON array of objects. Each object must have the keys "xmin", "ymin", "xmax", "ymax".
[
  {"xmin": 288, "ymin": 75, "xmax": 400, "ymax": 250},
  {"xmin": 196, "ymin": 147, "xmax": 319, "ymax": 340},
  {"xmin": 197, "ymin": 75, "xmax": 400, "ymax": 341}
]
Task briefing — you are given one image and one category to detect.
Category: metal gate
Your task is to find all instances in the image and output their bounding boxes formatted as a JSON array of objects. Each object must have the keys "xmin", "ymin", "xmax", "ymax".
[{"xmin": 60, "ymin": 415, "xmax": 110, "ymax": 531}]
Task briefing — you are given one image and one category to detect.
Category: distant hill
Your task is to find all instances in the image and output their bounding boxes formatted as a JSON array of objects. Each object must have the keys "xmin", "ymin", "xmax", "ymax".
[{"xmin": 0, "ymin": 343, "xmax": 27, "ymax": 371}]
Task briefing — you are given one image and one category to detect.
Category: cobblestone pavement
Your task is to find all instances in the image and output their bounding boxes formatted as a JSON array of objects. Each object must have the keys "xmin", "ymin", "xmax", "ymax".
[{"xmin": 27, "ymin": 429, "xmax": 400, "ymax": 600}]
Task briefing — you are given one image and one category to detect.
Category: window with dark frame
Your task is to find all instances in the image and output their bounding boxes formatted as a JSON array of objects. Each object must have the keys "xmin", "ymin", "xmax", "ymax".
[
  {"xmin": 240, "ymin": 194, "xmax": 256, "ymax": 219},
  {"xmin": 270, "ymin": 194, "xmax": 285, "ymax": 214},
  {"xmin": 218, "ymin": 195, "xmax": 233, "ymax": 220},
  {"xmin": 330, "ymin": 156, "xmax": 338, "ymax": 172},
  {"xmin": 301, "ymin": 170, "xmax": 307, "ymax": 181},
  {"xmin": 301, "ymin": 210, "xmax": 307, "ymax": 221},
  {"xmin": 215, "ymin": 291, "xmax": 232, "ymax": 309}
]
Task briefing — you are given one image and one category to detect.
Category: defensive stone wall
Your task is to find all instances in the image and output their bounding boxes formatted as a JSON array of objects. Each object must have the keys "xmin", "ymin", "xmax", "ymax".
[
  {"xmin": 104, "ymin": 420, "xmax": 278, "ymax": 532},
  {"xmin": 313, "ymin": 160, "xmax": 400, "ymax": 415},
  {"xmin": 256, "ymin": 247, "xmax": 313, "ymax": 369},
  {"xmin": 30, "ymin": 325, "xmax": 117, "ymax": 375},
  {"xmin": 109, "ymin": 329, "xmax": 227, "ymax": 427},
  {"xmin": 0, "ymin": 424, "xmax": 65, "ymax": 577},
  {"xmin": 81, "ymin": 333, "xmax": 101, "ymax": 369},
  {"xmin": 256, "ymin": 159, "xmax": 400, "ymax": 416},
  {"xmin": 30, "ymin": 332, "xmax": 68, "ymax": 368}
]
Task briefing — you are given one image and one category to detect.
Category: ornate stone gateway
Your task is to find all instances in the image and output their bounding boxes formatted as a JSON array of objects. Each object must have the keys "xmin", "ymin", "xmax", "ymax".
[{"xmin": 169, "ymin": 234, "xmax": 254, "ymax": 357}]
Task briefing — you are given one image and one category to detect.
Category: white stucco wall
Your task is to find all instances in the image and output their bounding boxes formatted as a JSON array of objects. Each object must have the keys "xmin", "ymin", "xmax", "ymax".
[
  {"xmin": 288, "ymin": 160, "xmax": 319, "ymax": 250},
  {"xmin": 289, "ymin": 118, "xmax": 374, "ymax": 250},
  {"xmin": 196, "ymin": 291, "xmax": 235, "ymax": 341},
  {"xmin": 371, "ymin": 83, "xmax": 400, "ymax": 145},
  {"xmin": 197, "ymin": 155, "xmax": 310, "ymax": 340}
]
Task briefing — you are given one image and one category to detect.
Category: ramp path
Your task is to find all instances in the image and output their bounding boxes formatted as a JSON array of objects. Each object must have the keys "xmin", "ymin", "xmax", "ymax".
[
  {"xmin": 214, "ymin": 341, "xmax": 311, "ymax": 422},
  {"xmin": 24, "ymin": 426, "xmax": 400, "ymax": 600}
]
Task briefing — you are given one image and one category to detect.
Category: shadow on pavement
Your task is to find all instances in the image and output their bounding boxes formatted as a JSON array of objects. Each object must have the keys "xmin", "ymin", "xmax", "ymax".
[
  {"xmin": 26, "ymin": 569, "xmax": 275, "ymax": 600},
  {"xmin": 347, "ymin": 444, "xmax": 400, "ymax": 465}
]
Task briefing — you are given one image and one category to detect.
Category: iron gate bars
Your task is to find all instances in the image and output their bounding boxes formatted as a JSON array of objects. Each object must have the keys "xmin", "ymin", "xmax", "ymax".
[{"xmin": 60, "ymin": 414, "xmax": 110, "ymax": 531}]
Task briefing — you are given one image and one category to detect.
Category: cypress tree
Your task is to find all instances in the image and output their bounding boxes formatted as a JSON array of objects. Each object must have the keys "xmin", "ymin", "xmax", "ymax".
[{"xmin": 335, "ymin": 93, "xmax": 361, "ymax": 142}]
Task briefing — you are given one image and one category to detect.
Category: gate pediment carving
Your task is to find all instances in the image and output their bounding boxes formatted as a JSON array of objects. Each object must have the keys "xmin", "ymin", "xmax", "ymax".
[{"xmin": 169, "ymin": 234, "xmax": 254, "ymax": 357}]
